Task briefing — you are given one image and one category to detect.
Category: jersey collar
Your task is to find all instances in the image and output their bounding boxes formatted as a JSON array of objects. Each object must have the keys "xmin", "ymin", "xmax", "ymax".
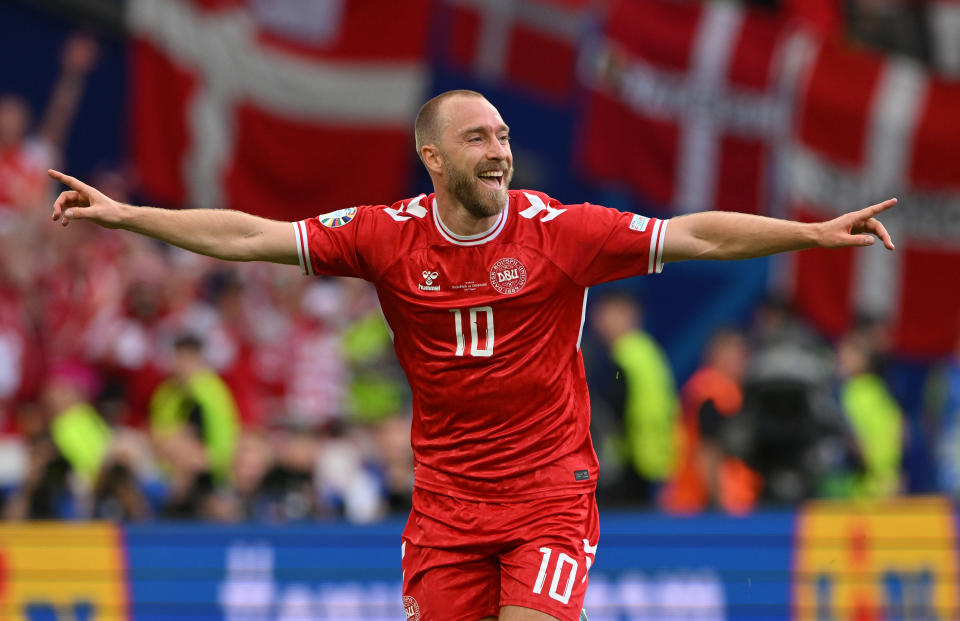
[{"xmin": 432, "ymin": 197, "xmax": 509, "ymax": 246}]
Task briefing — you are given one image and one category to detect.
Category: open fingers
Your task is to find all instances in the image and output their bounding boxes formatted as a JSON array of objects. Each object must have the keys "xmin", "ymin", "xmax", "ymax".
[
  {"xmin": 52, "ymin": 190, "xmax": 85, "ymax": 220},
  {"xmin": 862, "ymin": 217, "xmax": 895, "ymax": 250}
]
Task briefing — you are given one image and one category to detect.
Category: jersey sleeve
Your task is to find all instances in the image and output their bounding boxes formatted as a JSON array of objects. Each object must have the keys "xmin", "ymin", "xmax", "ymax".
[
  {"xmin": 293, "ymin": 205, "xmax": 378, "ymax": 280},
  {"xmin": 529, "ymin": 192, "xmax": 669, "ymax": 287}
]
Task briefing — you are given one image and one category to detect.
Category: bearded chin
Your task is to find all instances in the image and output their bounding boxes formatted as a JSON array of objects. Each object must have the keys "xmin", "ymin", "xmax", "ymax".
[{"xmin": 448, "ymin": 168, "xmax": 512, "ymax": 219}]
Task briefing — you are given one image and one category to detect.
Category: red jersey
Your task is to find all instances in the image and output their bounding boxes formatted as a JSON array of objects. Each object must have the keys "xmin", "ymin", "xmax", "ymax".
[{"xmin": 295, "ymin": 190, "xmax": 668, "ymax": 500}]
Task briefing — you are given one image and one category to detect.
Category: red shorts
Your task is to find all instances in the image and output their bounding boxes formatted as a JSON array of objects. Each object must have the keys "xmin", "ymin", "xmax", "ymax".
[{"xmin": 401, "ymin": 487, "xmax": 599, "ymax": 621}]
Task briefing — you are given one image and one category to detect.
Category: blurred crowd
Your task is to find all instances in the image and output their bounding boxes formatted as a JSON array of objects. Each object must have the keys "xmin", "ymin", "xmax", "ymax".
[
  {"xmin": 583, "ymin": 293, "xmax": 929, "ymax": 514},
  {"xmin": 2, "ymin": 22, "xmax": 960, "ymax": 525},
  {"xmin": 0, "ymin": 34, "xmax": 414, "ymax": 523}
]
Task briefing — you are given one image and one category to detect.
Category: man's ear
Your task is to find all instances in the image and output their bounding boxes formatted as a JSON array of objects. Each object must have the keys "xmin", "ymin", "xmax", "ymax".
[{"xmin": 421, "ymin": 145, "xmax": 443, "ymax": 175}]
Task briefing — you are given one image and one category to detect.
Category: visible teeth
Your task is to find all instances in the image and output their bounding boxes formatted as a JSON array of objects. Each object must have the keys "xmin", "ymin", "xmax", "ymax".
[{"xmin": 479, "ymin": 171, "xmax": 503, "ymax": 177}]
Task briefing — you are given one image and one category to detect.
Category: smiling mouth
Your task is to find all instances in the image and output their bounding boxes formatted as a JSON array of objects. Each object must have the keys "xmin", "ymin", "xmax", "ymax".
[{"xmin": 478, "ymin": 170, "xmax": 504, "ymax": 190}]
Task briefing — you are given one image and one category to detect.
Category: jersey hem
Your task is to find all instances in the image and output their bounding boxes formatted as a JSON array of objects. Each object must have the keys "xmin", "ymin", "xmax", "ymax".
[{"xmin": 413, "ymin": 479, "xmax": 596, "ymax": 503}]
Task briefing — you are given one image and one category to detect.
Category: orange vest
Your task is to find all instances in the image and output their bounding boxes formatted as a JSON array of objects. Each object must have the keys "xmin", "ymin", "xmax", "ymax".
[{"xmin": 663, "ymin": 367, "xmax": 761, "ymax": 514}]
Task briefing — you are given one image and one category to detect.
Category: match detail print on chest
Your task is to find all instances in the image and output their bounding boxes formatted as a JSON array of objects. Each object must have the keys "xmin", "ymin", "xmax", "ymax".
[{"xmin": 411, "ymin": 250, "xmax": 530, "ymax": 298}]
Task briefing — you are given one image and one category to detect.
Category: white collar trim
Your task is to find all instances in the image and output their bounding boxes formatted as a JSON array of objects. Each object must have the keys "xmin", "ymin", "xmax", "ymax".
[{"xmin": 432, "ymin": 197, "xmax": 508, "ymax": 246}]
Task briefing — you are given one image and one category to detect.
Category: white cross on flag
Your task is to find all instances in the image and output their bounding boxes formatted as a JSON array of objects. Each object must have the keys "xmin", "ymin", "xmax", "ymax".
[
  {"xmin": 784, "ymin": 42, "xmax": 960, "ymax": 357},
  {"xmin": 439, "ymin": 0, "xmax": 593, "ymax": 100},
  {"xmin": 128, "ymin": 0, "xmax": 431, "ymax": 221},
  {"xmin": 578, "ymin": 0, "xmax": 810, "ymax": 216}
]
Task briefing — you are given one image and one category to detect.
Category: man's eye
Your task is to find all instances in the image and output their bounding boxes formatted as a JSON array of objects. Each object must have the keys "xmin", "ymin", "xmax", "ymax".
[
  {"xmin": 499, "ymin": 135, "xmax": 510, "ymax": 143},
  {"xmin": 468, "ymin": 136, "xmax": 482, "ymax": 143}
]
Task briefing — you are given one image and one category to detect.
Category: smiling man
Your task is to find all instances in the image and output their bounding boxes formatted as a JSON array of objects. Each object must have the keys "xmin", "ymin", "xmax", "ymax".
[{"xmin": 50, "ymin": 89, "xmax": 895, "ymax": 621}]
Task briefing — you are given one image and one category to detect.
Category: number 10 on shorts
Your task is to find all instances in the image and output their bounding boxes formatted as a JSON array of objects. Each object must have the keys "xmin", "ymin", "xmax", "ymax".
[{"xmin": 533, "ymin": 547, "xmax": 578, "ymax": 605}]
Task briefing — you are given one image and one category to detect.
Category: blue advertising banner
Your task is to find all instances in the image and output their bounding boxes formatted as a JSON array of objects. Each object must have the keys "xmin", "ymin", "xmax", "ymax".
[
  {"xmin": 126, "ymin": 521, "xmax": 403, "ymax": 620},
  {"xmin": 5, "ymin": 500, "xmax": 953, "ymax": 620},
  {"xmin": 124, "ymin": 512, "xmax": 798, "ymax": 621}
]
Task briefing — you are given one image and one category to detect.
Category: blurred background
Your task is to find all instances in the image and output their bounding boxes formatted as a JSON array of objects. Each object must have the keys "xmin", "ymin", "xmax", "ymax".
[{"xmin": 1, "ymin": 0, "xmax": 959, "ymax": 619}]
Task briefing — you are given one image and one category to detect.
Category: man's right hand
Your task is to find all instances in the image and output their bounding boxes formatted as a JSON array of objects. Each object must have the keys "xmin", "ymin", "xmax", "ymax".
[
  {"xmin": 49, "ymin": 169, "xmax": 127, "ymax": 229},
  {"xmin": 49, "ymin": 168, "xmax": 300, "ymax": 265}
]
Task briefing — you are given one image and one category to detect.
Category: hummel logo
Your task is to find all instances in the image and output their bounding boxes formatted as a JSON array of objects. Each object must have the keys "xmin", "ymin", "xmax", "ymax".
[{"xmin": 419, "ymin": 270, "xmax": 440, "ymax": 291}]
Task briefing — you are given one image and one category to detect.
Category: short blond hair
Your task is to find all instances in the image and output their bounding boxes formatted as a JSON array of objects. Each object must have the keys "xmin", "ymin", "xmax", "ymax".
[{"xmin": 414, "ymin": 89, "xmax": 486, "ymax": 160}]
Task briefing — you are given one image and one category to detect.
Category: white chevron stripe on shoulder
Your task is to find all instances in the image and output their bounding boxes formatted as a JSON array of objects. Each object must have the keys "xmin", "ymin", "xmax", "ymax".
[{"xmin": 520, "ymin": 192, "xmax": 566, "ymax": 222}]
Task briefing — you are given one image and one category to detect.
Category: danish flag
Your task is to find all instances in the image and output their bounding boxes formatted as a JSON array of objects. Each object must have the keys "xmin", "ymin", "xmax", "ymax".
[
  {"xmin": 128, "ymin": 0, "xmax": 431, "ymax": 221},
  {"xmin": 579, "ymin": 0, "xmax": 813, "ymax": 216},
  {"xmin": 438, "ymin": 0, "xmax": 594, "ymax": 99},
  {"xmin": 783, "ymin": 42, "xmax": 960, "ymax": 356}
]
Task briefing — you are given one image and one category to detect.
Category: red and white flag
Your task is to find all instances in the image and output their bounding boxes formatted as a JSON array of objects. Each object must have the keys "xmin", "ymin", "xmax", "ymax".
[
  {"xmin": 438, "ymin": 0, "xmax": 594, "ymax": 99},
  {"xmin": 578, "ymin": 0, "xmax": 813, "ymax": 215},
  {"xmin": 128, "ymin": 0, "xmax": 432, "ymax": 221},
  {"xmin": 784, "ymin": 42, "xmax": 960, "ymax": 356}
]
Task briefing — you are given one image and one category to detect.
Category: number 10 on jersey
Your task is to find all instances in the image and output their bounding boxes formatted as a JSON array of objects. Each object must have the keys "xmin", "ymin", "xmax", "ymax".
[{"xmin": 450, "ymin": 306, "xmax": 494, "ymax": 357}]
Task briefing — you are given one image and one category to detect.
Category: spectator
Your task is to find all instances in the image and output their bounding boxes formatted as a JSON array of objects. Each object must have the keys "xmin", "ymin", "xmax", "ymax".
[
  {"xmin": 3, "ymin": 435, "xmax": 74, "ymax": 520},
  {"xmin": 254, "ymin": 427, "xmax": 319, "ymax": 522},
  {"xmin": 663, "ymin": 329, "xmax": 761, "ymax": 515},
  {"xmin": 836, "ymin": 331, "xmax": 904, "ymax": 498},
  {"xmin": 3, "ymin": 362, "xmax": 111, "ymax": 520},
  {"xmin": 153, "ymin": 425, "xmax": 219, "ymax": 519},
  {"xmin": 92, "ymin": 459, "xmax": 153, "ymax": 522},
  {"xmin": 150, "ymin": 334, "xmax": 240, "ymax": 483},
  {"xmin": 740, "ymin": 301, "xmax": 849, "ymax": 503},
  {"xmin": 44, "ymin": 362, "xmax": 111, "ymax": 486},
  {"xmin": 590, "ymin": 291, "xmax": 678, "ymax": 506},
  {"xmin": 0, "ymin": 33, "xmax": 98, "ymax": 225},
  {"xmin": 341, "ymin": 279, "xmax": 409, "ymax": 424}
]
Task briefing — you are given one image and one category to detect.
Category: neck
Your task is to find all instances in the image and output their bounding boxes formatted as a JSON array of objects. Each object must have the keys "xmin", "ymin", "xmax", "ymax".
[{"xmin": 434, "ymin": 189, "xmax": 502, "ymax": 237}]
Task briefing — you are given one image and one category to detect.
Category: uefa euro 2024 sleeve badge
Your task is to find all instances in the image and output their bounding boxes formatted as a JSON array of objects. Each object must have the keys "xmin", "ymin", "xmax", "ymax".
[{"xmin": 318, "ymin": 207, "xmax": 357, "ymax": 228}]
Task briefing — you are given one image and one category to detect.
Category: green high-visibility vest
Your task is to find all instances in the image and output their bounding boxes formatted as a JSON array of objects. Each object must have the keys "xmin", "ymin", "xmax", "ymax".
[
  {"xmin": 51, "ymin": 402, "xmax": 111, "ymax": 482},
  {"xmin": 612, "ymin": 330, "xmax": 679, "ymax": 481},
  {"xmin": 150, "ymin": 370, "xmax": 239, "ymax": 482},
  {"xmin": 842, "ymin": 373, "xmax": 903, "ymax": 498}
]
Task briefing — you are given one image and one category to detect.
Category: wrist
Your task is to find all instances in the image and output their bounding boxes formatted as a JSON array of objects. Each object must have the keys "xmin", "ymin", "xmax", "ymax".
[
  {"xmin": 806, "ymin": 221, "xmax": 825, "ymax": 248},
  {"xmin": 115, "ymin": 202, "xmax": 137, "ymax": 228}
]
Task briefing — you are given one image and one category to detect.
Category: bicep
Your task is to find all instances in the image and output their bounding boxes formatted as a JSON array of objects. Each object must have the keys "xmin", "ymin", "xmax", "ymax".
[
  {"xmin": 243, "ymin": 217, "xmax": 300, "ymax": 265},
  {"xmin": 661, "ymin": 215, "xmax": 712, "ymax": 263}
]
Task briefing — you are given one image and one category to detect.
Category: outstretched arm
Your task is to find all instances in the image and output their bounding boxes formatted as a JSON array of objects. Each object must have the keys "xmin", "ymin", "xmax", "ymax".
[
  {"xmin": 49, "ymin": 169, "xmax": 299, "ymax": 265},
  {"xmin": 39, "ymin": 34, "xmax": 99, "ymax": 150},
  {"xmin": 661, "ymin": 199, "xmax": 896, "ymax": 263}
]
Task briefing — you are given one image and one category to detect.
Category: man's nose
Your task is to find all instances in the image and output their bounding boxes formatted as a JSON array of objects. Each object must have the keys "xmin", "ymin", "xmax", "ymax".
[{"xmin": 487, "ymin": 140, "xmax": 508, "ymax": 160}]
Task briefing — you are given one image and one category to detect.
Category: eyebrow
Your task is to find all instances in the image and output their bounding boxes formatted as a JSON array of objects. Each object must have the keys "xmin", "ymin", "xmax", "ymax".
[{"xmin": 460, "ymin": 124, "xmax": 511, "ymax": 136}]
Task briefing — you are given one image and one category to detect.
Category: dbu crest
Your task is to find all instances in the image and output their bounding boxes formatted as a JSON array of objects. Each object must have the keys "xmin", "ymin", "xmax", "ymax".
[
  {"xmin": 489, "ymin": 257, "xmax": 527, "ymax": 294},
  {"xmin": 402, "ymin": 595, "xmax": 421, "ymax": 620}
]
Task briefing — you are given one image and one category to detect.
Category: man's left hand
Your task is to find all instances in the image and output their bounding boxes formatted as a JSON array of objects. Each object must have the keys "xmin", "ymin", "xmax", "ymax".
[{"xmin": 816, "ymin": 198, "xmax": 897, "ymax": 251}]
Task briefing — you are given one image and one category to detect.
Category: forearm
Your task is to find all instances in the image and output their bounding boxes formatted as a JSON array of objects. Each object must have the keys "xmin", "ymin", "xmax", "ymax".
[
  {"xmin": 40, "ymin": 71, "xmax": 87, "ymax": 148},
  {"xmin": 119, "ymin": 204, "xmax": 290, "ymax": 263},
  {"xmin": 664, "ymin": 211, "xmax": 820, "ymax": 262}
]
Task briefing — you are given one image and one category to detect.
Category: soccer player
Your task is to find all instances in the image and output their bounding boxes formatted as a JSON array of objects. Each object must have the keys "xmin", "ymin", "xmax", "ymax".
[{"xmin": 49, "ymin": 89, "xmax": 895, "ymax": 621}]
